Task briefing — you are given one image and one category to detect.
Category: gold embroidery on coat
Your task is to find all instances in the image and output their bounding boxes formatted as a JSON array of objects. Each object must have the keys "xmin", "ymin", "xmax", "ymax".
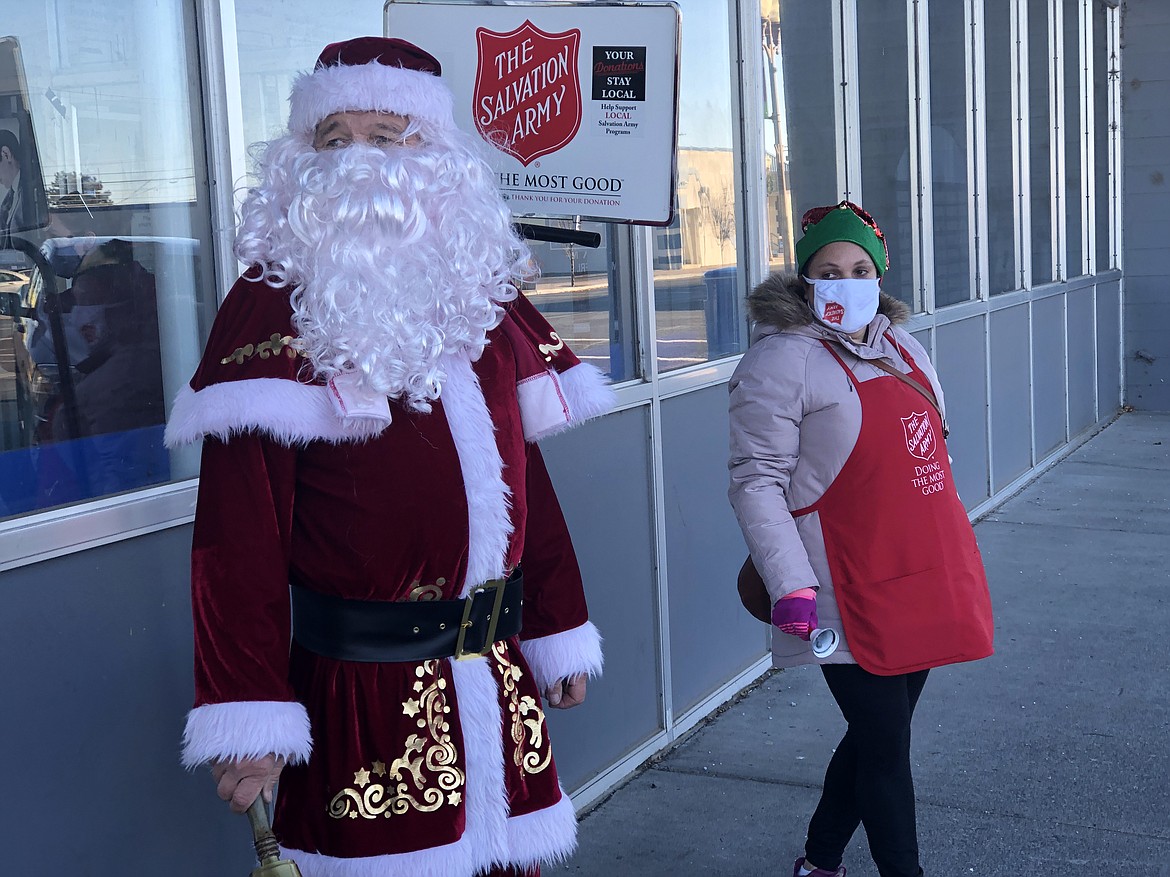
[
  {"xmin": 537, "ymin": 331, "xmax": 564, "ymax": 363},
  {"xmin": 408, "ymin": 578, "xmax": 446, "ymax": 601},
  {"xmin": 220, "ymin": 333, "xmax": 302, "ymax": 365},
  {"xmin": 492, "ymin": 641, "xmax": 553, "ymax": 777},
  {"xmin": 326, "ymin": 661, "xmax": 465, "ymax": 820}
]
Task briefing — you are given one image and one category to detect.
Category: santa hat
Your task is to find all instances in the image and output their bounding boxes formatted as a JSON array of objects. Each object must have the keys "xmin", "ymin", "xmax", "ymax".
[{"xmin": 288, "ymin": 36, "xmax": 455, "ymax": 136}]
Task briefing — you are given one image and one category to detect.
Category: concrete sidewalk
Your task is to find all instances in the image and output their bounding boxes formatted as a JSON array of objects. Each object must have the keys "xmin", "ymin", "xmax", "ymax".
[{"xmin": 550, "ymin": 412, "xmax": 1170, "ymax": 877}]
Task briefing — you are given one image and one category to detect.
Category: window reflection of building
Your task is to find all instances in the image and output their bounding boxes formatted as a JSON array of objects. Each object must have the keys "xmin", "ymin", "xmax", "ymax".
[{"xmin": 671, "ymin": 149, "xmax": 736, "ymax": 270}]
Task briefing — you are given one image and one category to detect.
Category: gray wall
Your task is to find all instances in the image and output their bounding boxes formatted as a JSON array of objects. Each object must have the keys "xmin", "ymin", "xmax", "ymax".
[
  {"xmin": 1122, "ymin": 0, "xmax": 1170, "ymax": 410},
  {"xmin": 540, "ymin": 410, "xmax": 664, "ymax": 792},
  {"xmin": 0, "ymin": 526, "xmax": 260, "ymax": 875},
  {"xmin": 661, "ymin": 385, "xmax": 768, "ymax": 717}
]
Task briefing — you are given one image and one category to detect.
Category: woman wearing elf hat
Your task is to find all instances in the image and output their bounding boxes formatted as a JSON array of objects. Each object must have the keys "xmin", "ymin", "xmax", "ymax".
[{"xmin": 728, "ymin": 201, "xmax": 994, "ymax": 877}]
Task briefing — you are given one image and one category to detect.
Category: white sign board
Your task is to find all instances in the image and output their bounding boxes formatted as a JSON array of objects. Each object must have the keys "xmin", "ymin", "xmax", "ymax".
[{"xmin": 385, "ymin": 1, "xmax": 680, "ymax": 225}]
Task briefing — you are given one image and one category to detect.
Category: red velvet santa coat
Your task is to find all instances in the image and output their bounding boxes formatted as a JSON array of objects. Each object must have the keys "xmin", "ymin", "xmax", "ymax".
[{"xmin": 165, "ymin": 275, "xmax": 614, "ymax": 876}]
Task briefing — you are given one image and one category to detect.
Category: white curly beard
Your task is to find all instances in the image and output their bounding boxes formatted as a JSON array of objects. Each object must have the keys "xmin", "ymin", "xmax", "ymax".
[{"xmin": 234, "ymin": 128, "xmax": 533, "ymax": 410}]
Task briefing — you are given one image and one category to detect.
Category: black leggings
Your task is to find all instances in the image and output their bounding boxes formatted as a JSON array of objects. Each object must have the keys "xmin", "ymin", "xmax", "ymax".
[{"xmin": 804, "ymin": 664, "xmax": 929, "ymax": 877}]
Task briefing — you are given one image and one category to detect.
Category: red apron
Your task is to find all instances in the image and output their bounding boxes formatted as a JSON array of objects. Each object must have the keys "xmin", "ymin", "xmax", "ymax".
[{"xmin": 792, "ymin": 336, "xmax": 994, "ymax": 675}]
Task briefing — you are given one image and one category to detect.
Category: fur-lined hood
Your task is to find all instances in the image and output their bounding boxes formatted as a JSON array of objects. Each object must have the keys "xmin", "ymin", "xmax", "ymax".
[{"xmin": 747, "ymin": 272, "xmax": 910, "ymax": 331}]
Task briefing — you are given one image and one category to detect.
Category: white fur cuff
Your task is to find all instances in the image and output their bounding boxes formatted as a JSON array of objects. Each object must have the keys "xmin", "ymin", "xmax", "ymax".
[
  {"xmin": 521, "ymin": 363, "xmax": 616, "ymax": 443},
  {"xmin": 181, "ymin": 701, "xmax": 313, "ymax": 768},
  {"xmin": 164, "ymin": 380, "xmax": 389, "ymax": 448},
  {"xmin": 520, "ymin": 621, "xmax": 604, "ymax": 692}
]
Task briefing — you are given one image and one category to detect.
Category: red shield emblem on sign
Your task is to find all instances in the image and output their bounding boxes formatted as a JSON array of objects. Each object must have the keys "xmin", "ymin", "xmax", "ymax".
[
  {"xmin": 901, "ymin": 411, "xmax": 938, "ymax": 461},
  {"xmin": 473, "ymin": 21, "xmax": 582, "ymax": 166}
]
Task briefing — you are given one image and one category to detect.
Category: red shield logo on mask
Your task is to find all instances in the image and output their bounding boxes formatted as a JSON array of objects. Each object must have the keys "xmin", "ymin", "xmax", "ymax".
[
  {"xmin": 821, "ymin": 301, "xmax": 845, "ymax": 325},
  {"xmin": 901, "ymin": 411, "xmax": 938, "ymax": 462},
  {"xmin": 473, "ymin": 21, "xmax": 582, "ymax": 166}
]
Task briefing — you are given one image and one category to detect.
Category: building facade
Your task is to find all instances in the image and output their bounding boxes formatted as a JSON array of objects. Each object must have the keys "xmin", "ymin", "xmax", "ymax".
[{"xmin": 0, "ymin": 0, "xmax": 1153, "ymax": 872}]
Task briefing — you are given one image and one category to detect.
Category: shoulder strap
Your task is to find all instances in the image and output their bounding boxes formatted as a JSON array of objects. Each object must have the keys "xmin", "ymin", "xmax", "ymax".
[
  {"xmin": 827, "ymin": 339, "xmax": 950, "ymax": 438},
  {"xmin": 867, "ymin": 356, "xmax": 941, "ymax": 416}
]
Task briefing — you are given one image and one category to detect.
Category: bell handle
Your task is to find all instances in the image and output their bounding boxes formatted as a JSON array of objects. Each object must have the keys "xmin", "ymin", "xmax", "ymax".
[{"xmin": 245, "ymin": 795, "xmax": 281, "ymax": 865}]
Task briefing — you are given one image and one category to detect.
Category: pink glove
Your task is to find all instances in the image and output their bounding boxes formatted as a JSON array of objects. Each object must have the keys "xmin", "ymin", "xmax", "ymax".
[
  {"xmin": 210, "ymin": 754, "xmax": 285, "ymax": 814},
  {"xmin": 771, "ymin": 588, "xmax": 818, "ymax": 640}
]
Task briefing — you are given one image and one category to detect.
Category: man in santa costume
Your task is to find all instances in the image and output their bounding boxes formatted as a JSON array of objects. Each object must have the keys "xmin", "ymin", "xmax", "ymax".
[{"xmin": 165, "ymin": 36, "xmax": 614, "ymax": 877}]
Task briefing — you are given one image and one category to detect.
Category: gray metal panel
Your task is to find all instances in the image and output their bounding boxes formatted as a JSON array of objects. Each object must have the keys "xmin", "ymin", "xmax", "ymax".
[
  {"xmin": 1096, "ymin": 279, "xmax": 1122, "ymax": 414},
  {"xmin": 660, "ymin": 385, "xmax": 769, "ymax": 717},
  {"xmin": 539, "ymin": 407, "xmax": 663, "ymax": 791},
  {"xmin": 1124, "ymin": 275, "xmax": 1170, "ymax": 410},
  {"xmin": 1033, "ymin": 295, "xmax": 1069, "ymax": 457},
  {"xmin": 990, "ymin": 305, "xmax": 1034, "ymax": 491},
  {"xmin": 935, "ymin": 317, "xmax": 991, "ymax": 508},
  {"xmin": 0, "ymin": 527, "xmax": 258, "ymax": 875},
  {"xmin": 1121, "ymin": 0, "xmax": 1170, "ymax": 409},
  {"xmin": 1067, "ymin": 288, "xmax": 1097, "ymax": 435}
]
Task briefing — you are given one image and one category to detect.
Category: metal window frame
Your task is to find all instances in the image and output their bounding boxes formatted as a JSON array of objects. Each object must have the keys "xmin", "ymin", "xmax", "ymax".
[
  {"xmin": 907, "ymin": 0, "xmax": 932, "ymax": 314},
  {"xmin": 838, "ymin": 0, "xmax": 862, "ymax": 202},
  {"xmin": 1051, "ymin": 0, "xmax": 1065, "ymax": 282}
]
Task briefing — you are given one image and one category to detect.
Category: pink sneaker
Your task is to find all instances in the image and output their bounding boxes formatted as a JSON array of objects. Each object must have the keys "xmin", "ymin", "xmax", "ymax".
[{"xmin": 792, "ymin": 857, "xmax": 846, "ymax": 877}]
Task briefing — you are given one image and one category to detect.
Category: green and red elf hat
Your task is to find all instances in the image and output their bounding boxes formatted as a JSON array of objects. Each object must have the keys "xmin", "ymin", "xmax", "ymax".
[{"xmin": 794, "ymin": 200, "xmax": 890, "ymax": 277}]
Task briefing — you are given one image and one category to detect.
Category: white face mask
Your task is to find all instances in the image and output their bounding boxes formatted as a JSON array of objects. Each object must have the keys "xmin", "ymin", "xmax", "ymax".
[{"xmin": 804, "ymin": 277, "xmax": 881, "ymax": 335}]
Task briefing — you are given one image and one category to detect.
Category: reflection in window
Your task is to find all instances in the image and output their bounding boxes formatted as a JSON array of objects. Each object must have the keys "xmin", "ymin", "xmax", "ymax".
[
  {"xmin": 655, "ymin": 0, "xmax": 741, "ymax": 372},
  {"xmin": 770, "ymin": 0, "xmax": 839, "ymax": 273},
  {"xmin": 1028, "ymin": 1, "xmax": 1054, "ymax": 285},
  {"xmin": 986, "ymin": 0, "xmax": 1019, "ymax": 295},
  {"xmin": 521, "ymin": 222, "xmax": 635, "ymax": 382},
  {"xmin": 1093, "ymin": 3, "xmax": 1113, "ymax": 271},
  {"xmin": 0, "ymin": 2, "xmax": 214, "ymax": 521},
  {"xmin": 1063, "ymin": 0, "xmax": 1084, "ymax": 278},
  {"xmin": 858, "ymin": 0, "xmax": 914, "ymax": 308},
  {"xmin": 929, "ymin": 0, "xmax": 973, "ymax": 305}
]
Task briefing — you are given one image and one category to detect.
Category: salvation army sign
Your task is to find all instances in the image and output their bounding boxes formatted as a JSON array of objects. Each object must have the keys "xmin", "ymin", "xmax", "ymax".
[
  {"xmin": 473, "ymin": 21, "xmax": 582, "ymax": 166},
  {"xmin": 386, "ymin": 1, "xmax": 680, "ymax": 225}
]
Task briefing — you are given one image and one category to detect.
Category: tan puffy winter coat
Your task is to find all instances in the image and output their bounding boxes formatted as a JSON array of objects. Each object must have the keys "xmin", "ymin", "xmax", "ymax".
[{"xmin": 728, "ymin": 274, "xmax": 946, "ymax": 669}]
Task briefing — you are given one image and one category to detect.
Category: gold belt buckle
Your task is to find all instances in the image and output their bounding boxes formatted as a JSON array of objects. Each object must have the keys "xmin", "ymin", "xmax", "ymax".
[{"xmin": 454, "ymin": 577, "xmax": 508, "ymax": 660}]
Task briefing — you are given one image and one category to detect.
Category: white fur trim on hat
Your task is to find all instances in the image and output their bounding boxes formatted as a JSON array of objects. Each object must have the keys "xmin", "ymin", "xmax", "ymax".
[{"xmin": 288, "ymin": 60, "xmax": 455, "ymax": 135}]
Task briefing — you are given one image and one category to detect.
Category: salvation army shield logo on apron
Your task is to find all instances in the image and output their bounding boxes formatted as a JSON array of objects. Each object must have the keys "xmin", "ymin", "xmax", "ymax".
[
  {"xmin": 900, "ymin": 411, "xmax": 938, "ymax": 461},
  {"xmin": 473, "ymin": 21, "xmax": 582, "ymax": 166}
]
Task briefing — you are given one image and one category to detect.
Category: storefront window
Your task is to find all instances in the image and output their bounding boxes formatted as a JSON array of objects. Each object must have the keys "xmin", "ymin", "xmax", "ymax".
[
  {"xmin": 930, "ymin": 0, "xmax": 974, "ymax": 305},
  {"xmin": 986, "ymin": 0, "xmax": 1019, "ymax": 295},
  {"xmin": 1063, "ymin": 0, "xmax": 1084, "ymax": 279},
  {"xmin": 0, "ymin": 1, "xmax": 215, "ymax": 521},
  {"xmin": 234, "ymin": 3, "xmax": 637, "ymax": 381},
  {"xmin": 768, "ymin": 0, "xmax": 839, "ymax": 275},
  {"xmin": 857, "ymin": 0, "xmax": 915, "ymax": 309},
  {"xmin": 1028, "ymin": 0, "xmax": 1054, "ymax": 285},
  {"xmin": 654, "ymin": 0, "xmax": 740, "ymax": 372},
  {"xmin": 1093, "ymin": 2, "xmax": 1113, "ymax": 272}
]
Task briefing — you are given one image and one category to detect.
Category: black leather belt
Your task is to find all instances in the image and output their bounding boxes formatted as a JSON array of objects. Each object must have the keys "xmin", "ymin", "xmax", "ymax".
[{"xmin": 291, "ymin": 569, "xmax": 523, "ymax": 663}]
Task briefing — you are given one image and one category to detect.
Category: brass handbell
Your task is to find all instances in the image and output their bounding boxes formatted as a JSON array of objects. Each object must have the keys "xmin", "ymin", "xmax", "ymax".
[{"xmin": 245, "ymin": 796, "xmax": 303, "ymax": 877}]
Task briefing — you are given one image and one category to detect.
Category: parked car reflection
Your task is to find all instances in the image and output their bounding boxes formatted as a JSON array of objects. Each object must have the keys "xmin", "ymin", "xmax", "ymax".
[{"xmin": 0, "ymin": 236, "xmax": 198, "ymax": 517}]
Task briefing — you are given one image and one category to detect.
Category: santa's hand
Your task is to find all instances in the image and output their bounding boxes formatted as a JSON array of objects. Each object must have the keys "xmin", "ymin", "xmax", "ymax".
[
  {"xmin": 544, "ymin": 674, "xmax": 587, "ymax": 709},
  {"xmin": 210, "ymin": 754, "xmax": 285, "ymax": 814}
]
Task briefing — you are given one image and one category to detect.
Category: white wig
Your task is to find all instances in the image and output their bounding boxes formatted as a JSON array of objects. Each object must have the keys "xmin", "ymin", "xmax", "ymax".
[{"xmin": 234, "ymin": 121, "xmax": 533, "ymax": 409}]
